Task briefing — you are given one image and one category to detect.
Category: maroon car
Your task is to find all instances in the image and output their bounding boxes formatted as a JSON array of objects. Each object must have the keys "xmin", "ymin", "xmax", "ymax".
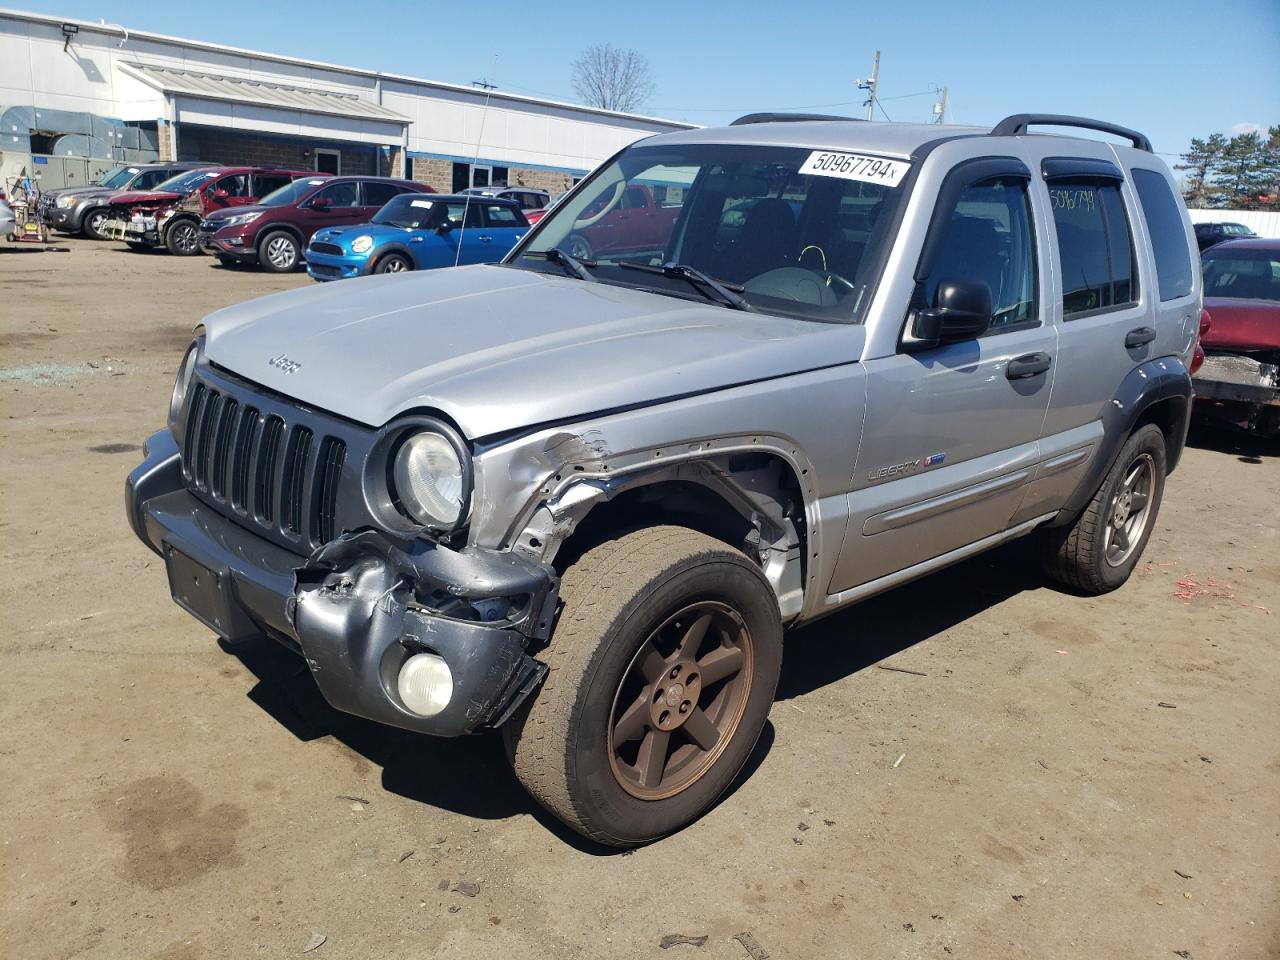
[
  {"xmin": 1192, "ymin": 237, "xmax": 1280, "ymax": 436},
  {"xmin": 561, "ymin": 183, "xmax": 681, "ymax": 261},
  {"xmin": 104, "ymin": 167, "xmax": 313, "ymax": 255},
  {"xmin": 198, "ymin": 175, "xmax": 434, "ymax": 272}
]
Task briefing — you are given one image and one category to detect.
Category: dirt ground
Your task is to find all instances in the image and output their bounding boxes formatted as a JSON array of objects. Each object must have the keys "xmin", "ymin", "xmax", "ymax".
[{"xmin": 1, "ymin": 236, "xmax": 1277, "ymax": 960}]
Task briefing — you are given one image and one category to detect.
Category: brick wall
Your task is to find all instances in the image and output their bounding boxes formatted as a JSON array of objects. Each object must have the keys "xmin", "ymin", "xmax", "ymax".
[
  {"xmin": 411, "ymin": 157, "xmax": 453, "ymax": 193},
  {"xmin": 409, "ymin": 157, "xmax": 580, "ymax": 196},
  {"xmin": 176, "ymin": 127, "xmax": 377, "ymax": 176}
]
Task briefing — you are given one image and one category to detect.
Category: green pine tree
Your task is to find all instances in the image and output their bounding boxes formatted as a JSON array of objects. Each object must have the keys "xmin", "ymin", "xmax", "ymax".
[{"xmin": 1176, "ymin": 133, "xmax": 1227, "ymax": 207}]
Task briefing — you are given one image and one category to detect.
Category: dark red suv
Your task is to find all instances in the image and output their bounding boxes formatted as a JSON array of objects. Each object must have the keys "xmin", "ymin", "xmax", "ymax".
[
  {"xmin": 105, "ymin": 167, "xmax": 313, "ymax": 255},
  {"xmin": 199, "ymin": 176, "xmax": 435, "ymax": 272}
]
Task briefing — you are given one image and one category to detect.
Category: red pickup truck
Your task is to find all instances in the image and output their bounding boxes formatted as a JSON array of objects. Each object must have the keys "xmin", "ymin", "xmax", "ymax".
[{"xmin": 104, "ymin": 167, "xmax": 313, "ymax": 255}]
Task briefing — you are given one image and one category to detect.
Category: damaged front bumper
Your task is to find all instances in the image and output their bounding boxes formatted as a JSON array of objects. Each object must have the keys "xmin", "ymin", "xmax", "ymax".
[
  {"xmin": 126, "ymin": 429, "xmax": 554, "ymax": 736},
  {"xmin": 1193, "ymin": 353, "xmax": 1280, "ymax": 434}
]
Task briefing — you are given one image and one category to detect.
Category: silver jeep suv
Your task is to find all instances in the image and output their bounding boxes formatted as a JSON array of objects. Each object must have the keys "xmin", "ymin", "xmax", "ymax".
[{"xmin": 127, "ymin": 113, "xmax": 1200, "ymax": 845}]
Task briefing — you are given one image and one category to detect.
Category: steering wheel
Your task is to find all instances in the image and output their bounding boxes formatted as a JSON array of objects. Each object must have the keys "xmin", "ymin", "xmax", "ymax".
[{"xmin": 573, "ymin": 181, "xmax": 625, "ymax": 229}]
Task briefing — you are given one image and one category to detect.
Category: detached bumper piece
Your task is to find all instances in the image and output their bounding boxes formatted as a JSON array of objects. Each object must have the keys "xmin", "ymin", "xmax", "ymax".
[
  {"xmin": 127, "ymin": 429, "xmax": 554, "ymax": 736},
  {"xmin": 1194, "ymin": 353, "xmax": 1280, "ymax": 435}
]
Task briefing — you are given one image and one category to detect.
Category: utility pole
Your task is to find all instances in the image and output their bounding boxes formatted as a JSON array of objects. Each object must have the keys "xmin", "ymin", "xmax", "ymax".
[
  {"xmin": 471, "ymin": 78, "xmax": 497, "ymax": 91},
  {"xmin": 857, "ymin": 50, "xmax": 880, "ymax": 121},
  {"xmin": 933, "ymin": 85, "xmax": 948, "ymax": 124}
]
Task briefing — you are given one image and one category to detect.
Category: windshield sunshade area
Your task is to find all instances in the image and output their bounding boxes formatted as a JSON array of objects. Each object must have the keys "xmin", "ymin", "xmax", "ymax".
[
  {"xmin": 372, "ymin": 195, "xmax": 449, "ymax": 229},
  {"xmin": 259, "ymin": 178, "xmax": 329, "ymax": 207},
  {"xmin": 515, "ymin": 142, "xmax": 911, "ymax": 322},
  {"xmin": 153, "ymin": 169, "xmax": 220, "ymax": 194},
  {"xmin": 98, "ymin": 166, "xmax": 138, "ymax": 189}
]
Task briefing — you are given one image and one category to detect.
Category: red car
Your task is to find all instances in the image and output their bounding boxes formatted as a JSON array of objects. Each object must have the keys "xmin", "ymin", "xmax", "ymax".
[
  {"xmin": 1193, "ymin": 237, "xmax": 1280, "ymax": 436},
  {"xmin": 198, "ymin": 175, "xmax": 434, "ymax": 272},
  {"xmin": 104, "ymin": 167, "xmax": 313, "ymax": 255},
  {"xmin": 560, "ymin": 183, "xmax": 680, "ymax": 261}
]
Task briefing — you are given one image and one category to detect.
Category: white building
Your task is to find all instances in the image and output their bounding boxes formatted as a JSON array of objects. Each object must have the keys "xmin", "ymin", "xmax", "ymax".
[{"xmin": 0, "ymin": 8, "xmax": 692, "ymax": 193}]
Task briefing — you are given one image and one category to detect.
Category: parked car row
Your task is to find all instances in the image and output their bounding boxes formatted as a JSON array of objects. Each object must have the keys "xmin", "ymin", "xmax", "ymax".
[{"xmin": 39, "ymin": 162, "xmax": 537, "ymax": 277}]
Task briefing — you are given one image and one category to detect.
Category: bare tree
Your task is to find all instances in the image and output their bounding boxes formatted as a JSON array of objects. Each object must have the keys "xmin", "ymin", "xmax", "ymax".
[{"xmin": 571, "ymin": 44, "xmax": 655, "ymax": 113}]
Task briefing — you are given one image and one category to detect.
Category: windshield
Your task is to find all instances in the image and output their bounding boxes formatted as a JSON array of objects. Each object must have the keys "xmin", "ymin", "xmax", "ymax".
[
  {"xmin": 1202, "ymin": 248, "xmax": 1280, "ymax": 302},
  {"xmin": 259, "ymin": 178, "xmax": 328, "ymax": 207},
  {"xmin": 515, "ymin": 142, "xmax": 910, "ymax": 322},
  {"xmin": 97, "ymin": 166, "xmax": 138, "ymax": 189},
  {"xmin": 153, "ymin": 169, "xmax": 220, "ymax": 194},
  {"xmin": 372, "ymin": 195, "xmax": 446, "ymax": 229}
]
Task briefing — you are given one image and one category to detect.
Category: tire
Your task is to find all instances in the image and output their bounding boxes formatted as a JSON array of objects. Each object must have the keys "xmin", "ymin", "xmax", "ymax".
[
  {"xmin": 258, "ymin": 230, "xmax": 300, "ymax": 272},
  {"xmin": 565, "ymin": 233, "xmax": 593, "ymax": 261},
  {"xmin": 82, "ymin": 208, "xmax": 110, "ymax": 240},
  {"xmin": 164, "ymin": 219, "xmax": 201, "ymax": 256},
  {"xmin": 1039, "ymin": 423, "xmax": 1167, "ymax": 594},
  {"xmin": 504, "ymin": 526, "xmax": 782, "ymax": 846},
  {"xmin": 375, "ymin": 252, "xmax": 413, "ymax": 274}
]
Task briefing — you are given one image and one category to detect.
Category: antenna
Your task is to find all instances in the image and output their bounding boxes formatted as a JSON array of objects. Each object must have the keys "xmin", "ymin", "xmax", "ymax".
[{"xmin": 456, "ymin": 56, "xmax": 498, "ymax": 267}]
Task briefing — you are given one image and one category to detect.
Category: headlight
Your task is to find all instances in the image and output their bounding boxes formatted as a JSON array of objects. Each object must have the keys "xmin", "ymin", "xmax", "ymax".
[
  {"xmin": 56, "ymin": 194, "xmax": 75, "ymax": 208},
  {"xmin": 392, "ymin": 431, "xmax": 467, "ymax": 528},
  {"xmin": 350, "ymin": 235, "xmax": 374, "ymax": 254},
  {"xmin": 222, "ymin": 211, "xmax": 261, "ymax": 228},
  {"xmin": 169, "ymin": 333, "xmax": 203, "ymax": 423}
]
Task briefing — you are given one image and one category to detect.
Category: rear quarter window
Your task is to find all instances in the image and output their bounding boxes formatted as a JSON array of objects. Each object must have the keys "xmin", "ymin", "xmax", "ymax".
[
  {"xmin": 1130, "ymin": 169, "xmax": 1194, "ymax": 301},
  {"xmin": 1047, "ymin": 179, "xmax": 1138, "ymax": 318}
]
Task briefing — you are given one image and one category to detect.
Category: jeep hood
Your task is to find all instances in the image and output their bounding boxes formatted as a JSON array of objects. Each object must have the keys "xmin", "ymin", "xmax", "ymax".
[
  {"xmin": 203, "ymin": 265, "xmax": 865, "ymax": 438},
  {"xmin": 1203, "ymin": 297, "xmax": 1280, "ymax": 352}
]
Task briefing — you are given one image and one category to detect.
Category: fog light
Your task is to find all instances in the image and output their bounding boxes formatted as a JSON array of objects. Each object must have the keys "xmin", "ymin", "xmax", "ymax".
[{"xmin": 397, "ymin": 652, "xmax": 453, "ymax": 717}]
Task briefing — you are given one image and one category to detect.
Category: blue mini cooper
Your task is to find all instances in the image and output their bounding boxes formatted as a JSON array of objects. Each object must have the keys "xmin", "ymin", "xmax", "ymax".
[{"xmin": 304, "ymin": 194, "xmax": 528, "ymax": 281}]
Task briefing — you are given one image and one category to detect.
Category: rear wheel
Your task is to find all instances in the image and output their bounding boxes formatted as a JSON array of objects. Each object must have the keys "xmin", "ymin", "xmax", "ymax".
[
  {"xmin": 504, "ymin": 526, "xmax": 782, "ymax": 846},
  {"xmin": 82, "ymin": 208, "xmax": 109, "ymax": 240},
  {"xmin": 1039, "ymin": 423, "xmax": 1167, "ymax": 594},
  {"xmin": 164, "ymin": 219, "xmax": 200, "ymax": 256},
  {"xmin": 258, "ymin": 230, "xmax": 300, "ymax": 272},
  {"xmin": 375, "ymin": 252, "xmax": 412, "ymax": 274},
  {"xmin": 565, "ymin": 233, "xmax": 593, "ymax": 261}
]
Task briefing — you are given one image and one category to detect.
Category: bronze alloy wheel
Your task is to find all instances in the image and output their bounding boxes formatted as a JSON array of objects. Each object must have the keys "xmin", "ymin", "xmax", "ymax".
[{"xmin": 607, "ymin": 600, "xmax": 754, "ymax": 800}]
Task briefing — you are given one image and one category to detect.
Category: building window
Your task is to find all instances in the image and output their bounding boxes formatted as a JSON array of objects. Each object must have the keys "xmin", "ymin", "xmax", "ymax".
[{"xmin": 315, "ymin": 149, "xmax": 341, "ymax": 175}]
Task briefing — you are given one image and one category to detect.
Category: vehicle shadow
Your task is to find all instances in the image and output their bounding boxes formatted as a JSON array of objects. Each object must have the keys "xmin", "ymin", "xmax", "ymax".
[
  {"xmin": 224, "ymin": 536, "xmax": 1045, "ymax": 853},
  {"xmin": 1185, "ymin": 422, "xmax": 1279, "ymax": 462}
]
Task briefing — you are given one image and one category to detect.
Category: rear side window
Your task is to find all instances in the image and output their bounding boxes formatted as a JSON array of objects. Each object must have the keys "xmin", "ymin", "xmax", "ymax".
[
  {"xmin": 135, "ymin": 169, "xmax": 170, "ymax": 189},
  {"xmin": 1130, "ymin": 169, "xmax": 1194, "ymax": 301},
  {"xmin": 1048, "ymin": 180, "xmax": 1138, "ymax": 317},
  {"xmin": 362, "ymin": 181, "xmax": 401, "ymax": 208},
  {"xmin": 253, "ymin": 174, "xmax": 292, "ymax": 197},
  {"xmin": 484, "ymin": 204, "xmax": 521, "ymax": 225}
]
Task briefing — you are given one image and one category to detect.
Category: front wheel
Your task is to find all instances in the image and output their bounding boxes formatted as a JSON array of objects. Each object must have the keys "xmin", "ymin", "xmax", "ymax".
[
  {"xmin": 564, "ymin": 233, "xmax": 593, "ymax": 261},
  {"xmin": 164, "ymin": 219, "xmax": 201, "ymax": 256},
  {"xmin": 258, "ymin": 230, "xmax": 300, "ymax": 272},
  {"xmin": 82, "ymin": 208, "xmax": 110, "ymax": 240},
  {"xmin": 504, "ymin": 526, "xmax": 782, "ymax": 846},
  {"xmin": 1039, "ymin": 423, "xmax": 1167, "ymax": 593},
  {"xmin": 374, "ymin": 252, "xmax": 413, "ymax": 274}
]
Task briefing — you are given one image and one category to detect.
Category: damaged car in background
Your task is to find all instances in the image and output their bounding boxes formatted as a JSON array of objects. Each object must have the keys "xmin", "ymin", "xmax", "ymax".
[
  {"xmin": 1192, "ymin": 237, "xmax": 1280, "ymax": 437},
  {"xmin": 127, "ymin": 112, "xmax": 1200, "ymax": 846}
]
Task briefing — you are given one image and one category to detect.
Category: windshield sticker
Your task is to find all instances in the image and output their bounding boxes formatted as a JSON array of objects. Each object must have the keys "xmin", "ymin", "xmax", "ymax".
[
  {"xmin": 410, "ymin": 199, "xmax": 434, "ymax": 208},
  {"xmin": 306, "ymin": 179, "xmax": 325, "ymax": 185},
  {"xmin": 799, "ymin": 151, "xmax": 909, "ymax": 187}
]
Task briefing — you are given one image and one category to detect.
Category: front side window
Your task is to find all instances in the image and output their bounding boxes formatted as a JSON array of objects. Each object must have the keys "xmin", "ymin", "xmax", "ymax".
[
  {"xmin": 516, "ymin": 143, "xmax": 911, "ymax": 323},
  {"xmin": 918, "ymin": 177, "xmax": 1038, "ymax": 330},
  {"xmin": 1048, "ymin": 179, "xmax": 1138, "ymax": 317},
  {"xmin": 212, "ymin": 174, "xmax": 250, "ymax": 198},
  {"xmin": 1201, "ymin": 249, "xmax": 1280, "ymax": 302},
  {"xmin": 1131, "ymin": 169, "xmax": 1194, "ymax": 302},
  {"xmin": 312, "ymin": 181, "xmax": 360, "ymax": 208}
]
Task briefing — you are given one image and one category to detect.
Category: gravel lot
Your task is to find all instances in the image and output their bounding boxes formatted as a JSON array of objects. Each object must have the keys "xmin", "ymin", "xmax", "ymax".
[{"xmin": 2, "ymin": 237, "xmax": 1277, "ymax": 960}]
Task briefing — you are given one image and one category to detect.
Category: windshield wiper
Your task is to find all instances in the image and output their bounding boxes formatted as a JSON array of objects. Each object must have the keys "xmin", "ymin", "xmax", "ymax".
[
  {"xmin": 540, "ymin": 247, "xmax": 598, "ymax": 282},
  {"xmin": 620, "ymin": 261, "xmax": 752, "ymax": 311}
]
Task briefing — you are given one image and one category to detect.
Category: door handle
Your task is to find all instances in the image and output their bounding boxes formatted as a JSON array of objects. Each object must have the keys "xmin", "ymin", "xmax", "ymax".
[
  {"xmin": 1006, "ymin": 352, "xmax": 1052, "ymax": 380},
  {"xmin": 1125, "ymin": 326, "xmax": 1156, "ymax": 348}
]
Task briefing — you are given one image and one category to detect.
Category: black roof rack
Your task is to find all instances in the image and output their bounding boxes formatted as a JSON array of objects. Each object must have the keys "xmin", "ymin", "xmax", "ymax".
[
  {"xmin": 990, "ymin": 114, "xmax": 1152, "ymax": 153},
  {"xmin": 731, "ymin": 112, "xmax": 861, "ymax": 126}
]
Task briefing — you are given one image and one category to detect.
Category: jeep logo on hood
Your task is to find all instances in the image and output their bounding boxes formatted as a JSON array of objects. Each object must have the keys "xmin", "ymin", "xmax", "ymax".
[{"xmin": 268, "ymin": 353, "xmax": 302, "ymax": 375}]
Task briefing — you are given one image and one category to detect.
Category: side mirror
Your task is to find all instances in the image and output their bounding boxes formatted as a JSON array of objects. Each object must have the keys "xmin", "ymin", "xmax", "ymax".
[
  {"xmin": 435, "ymin": 221, "xmax": 453, "ymax": 234},
  {"xmin": 211, "ymin": 188, "xmax": 229, "ymax": 199},
  {"xmin": 905, "ymin": 279, "xmax": 993, "ymax": 350},
  {"xmin": 309, "ymin": 199, "xmax": 329, "ymax": 212}
]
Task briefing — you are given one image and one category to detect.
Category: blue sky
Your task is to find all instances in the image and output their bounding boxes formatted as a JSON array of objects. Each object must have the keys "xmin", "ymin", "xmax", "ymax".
[{"xmin": 17, "ymin": 0, "xmax": 1280, "ymax": 158}]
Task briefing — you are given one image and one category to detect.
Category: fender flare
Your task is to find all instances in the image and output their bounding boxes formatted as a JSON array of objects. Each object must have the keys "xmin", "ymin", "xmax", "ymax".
[{"xmin": 1051, "ymin": 355, "xmax": 1192, "ymax": 525}]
